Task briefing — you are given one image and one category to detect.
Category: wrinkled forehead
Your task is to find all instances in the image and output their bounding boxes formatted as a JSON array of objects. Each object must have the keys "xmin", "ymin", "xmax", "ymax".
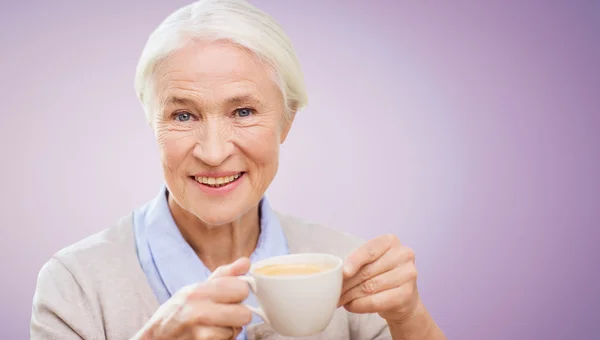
[{"xmin": 151, "ymin": 40, "xmax": 283, "ymax": 111}]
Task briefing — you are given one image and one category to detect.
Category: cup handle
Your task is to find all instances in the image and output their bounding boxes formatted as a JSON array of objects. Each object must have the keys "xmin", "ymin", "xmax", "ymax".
[{"xmin": 237, "ymin": 276, "xmax": 270, "ymax": 324}]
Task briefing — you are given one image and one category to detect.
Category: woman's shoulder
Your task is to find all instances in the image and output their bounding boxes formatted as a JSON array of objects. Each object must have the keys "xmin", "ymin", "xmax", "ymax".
[
  {"xmin": 35, "ymin": 212, "xmax": 155, "ymax": 307},
  {"xmin": 37, "ymin": 213, "xmax": 147, "ymax": 296},
  {"xmin": 50, "ymin": 214, "xmax": 137, "ymax": 270},
  {"xmin": 275, "ymin": 211, "xmax": 366, "ymax": 258}
]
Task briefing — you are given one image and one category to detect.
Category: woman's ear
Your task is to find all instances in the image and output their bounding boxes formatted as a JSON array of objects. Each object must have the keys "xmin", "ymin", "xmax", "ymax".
[{"xmin": 280, "ymin": 110, "xmax": 296, "ymax": 144}]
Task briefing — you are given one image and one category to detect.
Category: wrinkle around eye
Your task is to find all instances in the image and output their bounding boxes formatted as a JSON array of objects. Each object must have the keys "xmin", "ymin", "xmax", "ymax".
[
  {"xmin": 231, "ymin": 112, "xmax": 267, "ymax": 128},
  {"xmin": 232, "ymin": 120, "xmax": 278, "ymax": 141},
  {"xmin": 154, "ymin": 120, "xmax": 198, "ymax": 144}
]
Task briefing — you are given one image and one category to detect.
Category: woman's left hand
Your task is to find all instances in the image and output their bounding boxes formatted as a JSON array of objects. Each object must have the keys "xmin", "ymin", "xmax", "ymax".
[{"xmin": 338, "ymin": 234, "xmax": 420, "ymax": 323}]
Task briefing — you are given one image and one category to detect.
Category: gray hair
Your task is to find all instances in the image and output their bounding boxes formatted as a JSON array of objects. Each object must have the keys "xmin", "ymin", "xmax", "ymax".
[{"xmin": 134, "ymin": 0, "xmax": 308, "ymax": 121}]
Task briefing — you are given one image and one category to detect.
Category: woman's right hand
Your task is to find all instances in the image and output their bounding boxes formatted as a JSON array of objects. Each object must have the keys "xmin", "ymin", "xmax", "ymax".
[{"xmin": 133, "ymin": 257, "xmax": 253, "ymax": 340}]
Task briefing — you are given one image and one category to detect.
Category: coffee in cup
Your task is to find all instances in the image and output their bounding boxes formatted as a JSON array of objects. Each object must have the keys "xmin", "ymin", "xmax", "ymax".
[{"xmin": 253, "ymin": 263, "xmax": 334, "ymax": 276}]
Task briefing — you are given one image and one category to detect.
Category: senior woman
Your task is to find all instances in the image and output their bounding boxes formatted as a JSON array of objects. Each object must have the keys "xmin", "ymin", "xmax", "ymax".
[{"xmin": 31, "ymin": 1, "xmax": 445, "ymax": 339}]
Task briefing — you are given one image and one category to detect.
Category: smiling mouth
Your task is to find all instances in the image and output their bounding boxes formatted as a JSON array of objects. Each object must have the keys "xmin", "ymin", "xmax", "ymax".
[{"xmin": 193, "ymin": 172, "xmax": 244, "ymax": 188}]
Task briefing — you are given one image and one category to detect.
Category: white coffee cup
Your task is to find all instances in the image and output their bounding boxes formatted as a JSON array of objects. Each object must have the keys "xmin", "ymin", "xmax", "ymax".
[{"xmin": 238, "ymin": 253, "xmax": 343, "ymax": 337}]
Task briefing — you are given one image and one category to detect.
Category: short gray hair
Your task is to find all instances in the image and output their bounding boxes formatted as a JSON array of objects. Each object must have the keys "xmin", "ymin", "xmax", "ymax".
[{"xmin": 134, "ymin": 0, "xmax": 308, "ymax": 121}]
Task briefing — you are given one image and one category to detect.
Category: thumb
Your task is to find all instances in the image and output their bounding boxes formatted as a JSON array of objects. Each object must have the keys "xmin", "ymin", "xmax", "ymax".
[{"xmin": 209, "ymin": 257, "xmax": 251, "ymax": 279}]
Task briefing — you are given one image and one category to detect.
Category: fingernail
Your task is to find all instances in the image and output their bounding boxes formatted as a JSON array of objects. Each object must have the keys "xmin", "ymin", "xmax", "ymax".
[{"xmin": 343, "ymin": 263, "xmax": 353, "ymax": 275}]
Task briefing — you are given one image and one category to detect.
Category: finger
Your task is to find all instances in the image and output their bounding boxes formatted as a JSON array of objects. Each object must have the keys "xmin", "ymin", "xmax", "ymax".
[
  {"xmin": 209, "ymin": 257, "xmax": 251, "ymax": 279},
  {"xmin": 150, "ymin": 301, "xmax": 189, "ymax": 337},
  {"xmin": 344, "ymin": 234, "xmax": 399, "ymax": 277},
  {"xmin": 193, "ymin": 325, "xmax": 235, "ymax": 339},
  {"xmin": 343, "ymin": 284, "xmax": 417, "ymax": 315},
  {"xmin": 189, "ymin": 277, "xmax": 250, "ymax": 304},
  {"xmin": 232, "ymin": 327, "xmax": 243, "ymax": 338},
  {"xmin": 338, "ymin": 264, "xmax": 417, "ymax": 307},
  {"xmin": 180, "ymin": 299, "xmax": 253, "ymax": 328},
  {"xmin": 342, "ymin": 246, "xmax": 415, "ymax": 295}
]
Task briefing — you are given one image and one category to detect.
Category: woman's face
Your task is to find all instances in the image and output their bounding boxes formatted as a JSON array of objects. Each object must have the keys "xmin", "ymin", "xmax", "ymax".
[{"xmin": 151, "ymin": 40, "xmax": 292, "ymax": 226}]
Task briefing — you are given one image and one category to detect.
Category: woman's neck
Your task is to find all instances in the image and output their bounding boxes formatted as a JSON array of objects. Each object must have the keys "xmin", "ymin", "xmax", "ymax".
[{"xmin": 167, "ymin": 194, "xmax": 260, "ymax": 272}]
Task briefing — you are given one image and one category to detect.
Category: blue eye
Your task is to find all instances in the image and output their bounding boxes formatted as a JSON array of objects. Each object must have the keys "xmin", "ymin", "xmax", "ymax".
[
  {"xmin": 235, "ymin": 108, "xmax": 254, "ymax": 118},
  {"xmin": 175, "ymin": 112, "xmax": 192, "ymax": 122}
]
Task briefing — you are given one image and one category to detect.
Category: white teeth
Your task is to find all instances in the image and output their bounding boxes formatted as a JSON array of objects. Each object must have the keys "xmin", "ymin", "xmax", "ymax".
[{"xmin": 195, "ymin": 173, "xmax": 242, "ymax": 187}]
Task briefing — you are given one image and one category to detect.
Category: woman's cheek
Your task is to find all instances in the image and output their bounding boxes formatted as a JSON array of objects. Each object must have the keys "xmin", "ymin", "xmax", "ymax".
[
  {"xmin": 155, "ymin": 124, "xmax": 197, "ymax": 167},
  {"xmin": 234, "ymin": 117, "xmax": 280, "ymax": 145}
]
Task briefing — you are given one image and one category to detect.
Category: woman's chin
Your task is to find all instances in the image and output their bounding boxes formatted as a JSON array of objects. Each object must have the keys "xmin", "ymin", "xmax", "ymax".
[
  {"xmin": 194, "ymin": 213, "xmax": 242, "ymax": 228},
  {"xmin": 186, "ymin": 202, "xmax": 247, "ymax": 227}
]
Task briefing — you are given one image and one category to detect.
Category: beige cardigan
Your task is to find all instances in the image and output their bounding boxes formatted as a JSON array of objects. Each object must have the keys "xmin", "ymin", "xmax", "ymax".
[{"xmin": 30, "ymin": 212, "xmax": 391, "ymax": 340}]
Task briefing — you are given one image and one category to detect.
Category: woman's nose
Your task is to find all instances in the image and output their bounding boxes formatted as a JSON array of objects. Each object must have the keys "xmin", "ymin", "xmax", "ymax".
[{"xmin": 192, "ymin": 118, "xmax": 234, "ymax": 167}]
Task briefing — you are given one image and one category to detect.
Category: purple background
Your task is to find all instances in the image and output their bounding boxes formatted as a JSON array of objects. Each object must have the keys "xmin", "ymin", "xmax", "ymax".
[{"xmin": 1, "ymin": 0, "xmax": 599, "ymax": 339}]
